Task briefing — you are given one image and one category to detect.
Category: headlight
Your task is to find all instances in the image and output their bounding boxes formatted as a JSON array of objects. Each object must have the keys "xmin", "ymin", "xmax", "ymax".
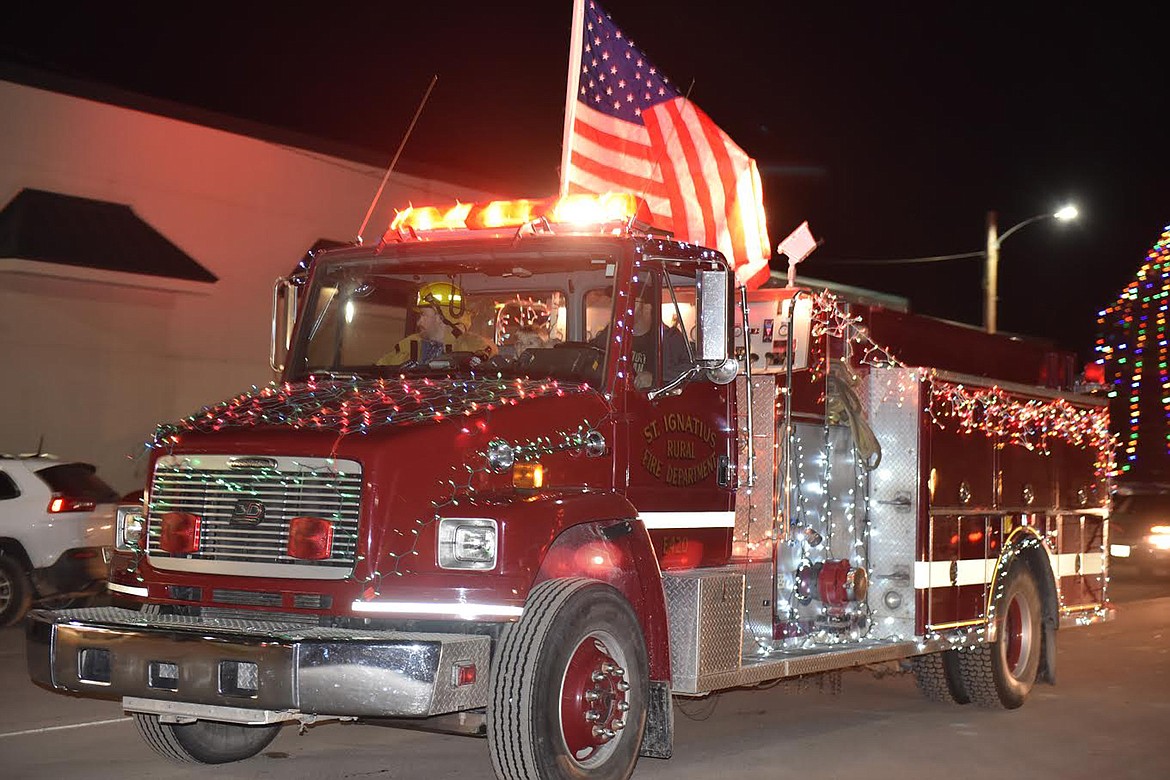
[
  {"xmin": 438, "ymin": 518, "xmax": 498, "ymax": 570},
  {"xmin": 115, "ymin": 505, "xmax": 146, "ymax": 551},
  {"xmin": 1146, "ymin": 528, "xmax": 1170, "ymax": 550}
]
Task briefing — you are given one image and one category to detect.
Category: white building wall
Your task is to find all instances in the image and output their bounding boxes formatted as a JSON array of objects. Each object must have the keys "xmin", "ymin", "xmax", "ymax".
[{"xmin": 0, "ymin": 80, "xmax": 490, "ymax": 492}]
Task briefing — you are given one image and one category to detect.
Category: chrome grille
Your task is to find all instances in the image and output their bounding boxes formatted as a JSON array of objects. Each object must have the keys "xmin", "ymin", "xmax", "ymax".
[{"xmin": 147, "ymin": 454, "xmax": 361, "ymax": 580}]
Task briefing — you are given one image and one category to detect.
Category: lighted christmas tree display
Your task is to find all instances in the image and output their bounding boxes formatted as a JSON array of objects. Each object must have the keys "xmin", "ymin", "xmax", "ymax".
[{"xmin": 1095, "ymin": 225, "xmax": 1170, "ymax": 479}]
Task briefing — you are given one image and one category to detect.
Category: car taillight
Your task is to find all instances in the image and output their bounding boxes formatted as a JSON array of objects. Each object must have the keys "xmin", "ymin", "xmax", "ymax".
[
  {"xmin": 47, "ymin": 495, "xmax": 97, "ymax": 513},
  {"xmin": 287, "ymin": 516, "xmax": 333, "ymax": 560},
  {"xmin": 159, "ymin": 512, "xmax": 201, "ymax": 554}
]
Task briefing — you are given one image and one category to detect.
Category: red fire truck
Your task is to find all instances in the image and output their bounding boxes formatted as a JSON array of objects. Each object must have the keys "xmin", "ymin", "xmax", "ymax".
[{"xmin": 27, "ymin": 192, "xmax": 1114, "ymax": 779}]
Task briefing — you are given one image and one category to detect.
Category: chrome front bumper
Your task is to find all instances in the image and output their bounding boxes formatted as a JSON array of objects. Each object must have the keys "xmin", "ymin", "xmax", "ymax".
[{"xmin": 26, "ymin": 607, "xmax": 491, "ymax": 720}]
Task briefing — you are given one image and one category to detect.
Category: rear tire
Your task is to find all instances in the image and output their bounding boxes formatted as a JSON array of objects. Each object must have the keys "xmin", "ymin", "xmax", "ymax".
[
  {"xmin": 133, "ymin": 714, "xmax": 280, "ymax": 764},
  {"xmin": 488, "ymin": 577, "xmax": 648, "ymax": 780},
  {"xmin": 0, "ymin": 554, "xmax": 33, "ymax": 627},
  {"xmin": 956, "ymin": 566, "xmax": 1043, "ymax": 708},
  {"xmin": 911, "ymin": 650, "xmax": 969, "ymax": 704}
]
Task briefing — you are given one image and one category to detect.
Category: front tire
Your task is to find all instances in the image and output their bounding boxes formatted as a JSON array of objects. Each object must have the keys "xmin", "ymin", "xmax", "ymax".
[
  {"xmin": 956, "ymin": 566, "xmax": 1043, "ymax": 708},
  {"xmin": 0, "ymin": 553, "xmax": 32, "ymax": 627},
  {"xmin": 488, "ymin": 578, "xmax": 648, "ymax": 780},
  {"xmin": 133, "ymin": 714, "xmax": 281, "ymax": 764}
]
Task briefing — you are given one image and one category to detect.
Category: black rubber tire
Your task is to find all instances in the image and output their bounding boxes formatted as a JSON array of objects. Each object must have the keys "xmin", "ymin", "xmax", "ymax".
[
  {"xmin": 488, "ymin": 577, "xmax": 648, "ymax": 780},
  {"xmin": 0, "ymin": 553, "xmax": 33, "ymax": 627},
  {"xmin": 911, "ymin": 650, "xmax": 970, "ymax": 704},
  {"xmin": 956, "ymin": 566, "xmax": 1043, "ymax": 709},
  {"xmin": 133, "ymin": 714, "xmax": 281, "ymax": 764}
]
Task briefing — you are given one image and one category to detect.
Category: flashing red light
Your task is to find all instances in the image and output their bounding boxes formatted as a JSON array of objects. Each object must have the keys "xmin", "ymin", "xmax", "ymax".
[
  {"xmin": 159, "ymin": 512, "xmax": 201, "ymax": 555},
  {"xmin": 1084, "ymin": 362, "xmax": 1106, "ymax": 385},
  {"xmin": 287, "ymin": 516, "xmax": 334, "ymax": 560},
  {"xmin": 47, "ymin": 496, "xmax": 97, "ymax": 513}
]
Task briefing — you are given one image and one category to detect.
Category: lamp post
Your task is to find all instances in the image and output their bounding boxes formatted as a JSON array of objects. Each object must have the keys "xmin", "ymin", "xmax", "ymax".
[{"xmin": 983, "ymin": 205, "xmax": 1079, "ymax": 334}]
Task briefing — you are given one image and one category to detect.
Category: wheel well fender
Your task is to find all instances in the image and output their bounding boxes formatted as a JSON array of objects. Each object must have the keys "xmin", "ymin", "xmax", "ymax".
[
  {"xmin": 991, "ymin": 526, "xmax": 1059, "ymax": 684},
  {"xmin": 0, "ymin": 539, "xmax": 32, "ymax": 572},
  {"xmin": 531, "ymin": 514, "xmax": 669, "ymax": 682}
]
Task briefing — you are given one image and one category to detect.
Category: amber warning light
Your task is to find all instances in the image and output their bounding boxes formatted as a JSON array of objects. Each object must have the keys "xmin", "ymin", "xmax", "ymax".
[{"xmin": 386, "ymin": 192, "xmax": 651, "ymax": 239}]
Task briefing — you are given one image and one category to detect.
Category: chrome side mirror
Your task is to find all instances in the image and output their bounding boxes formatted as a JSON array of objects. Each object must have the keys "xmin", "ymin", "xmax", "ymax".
[
  {"xmin": 695, "ymin": 270, "xmax": 736, "ymax": 385},
  {"xmin": 270, "ymin": 277, "xmax": 296, "ymax": 373}
]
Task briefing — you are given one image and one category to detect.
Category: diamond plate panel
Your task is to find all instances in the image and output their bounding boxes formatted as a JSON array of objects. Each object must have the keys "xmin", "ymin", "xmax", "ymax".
[
  {"xmin": 735, "ymin": 376, "xmax": 778, "ymax": 648},
  {"xmin": 662, "ymin": 569, "xmax": 744, "ymax": 693},
  {"xmin": 734, "ymin": 376, "xmax": 778, "ymax": 549},
  {"xmin": 865, "ymin": 367, "xmax": 922, "ymax": 639}
]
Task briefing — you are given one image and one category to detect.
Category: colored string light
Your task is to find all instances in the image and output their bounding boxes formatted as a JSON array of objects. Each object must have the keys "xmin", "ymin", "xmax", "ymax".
[{"xmin": 1095, "ymin": 225, "xmax": 1170, "ymax": 473}]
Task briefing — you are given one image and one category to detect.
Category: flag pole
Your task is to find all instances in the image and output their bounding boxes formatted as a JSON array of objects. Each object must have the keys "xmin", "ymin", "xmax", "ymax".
[{"xmin": 559, "ymin": 0, "xmax": 586, "ymax": 197}]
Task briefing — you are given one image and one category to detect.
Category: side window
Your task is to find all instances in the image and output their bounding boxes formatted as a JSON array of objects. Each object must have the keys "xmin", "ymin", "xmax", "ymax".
[{"xmin": 0, "ymin": 471, "xmax": 20, "ymax": 500}]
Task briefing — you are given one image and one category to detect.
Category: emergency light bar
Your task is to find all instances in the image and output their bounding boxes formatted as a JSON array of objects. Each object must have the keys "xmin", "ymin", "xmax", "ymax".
[{"xmin": 384, "ymin": 192, "xmax": 653, "ymax": 242}]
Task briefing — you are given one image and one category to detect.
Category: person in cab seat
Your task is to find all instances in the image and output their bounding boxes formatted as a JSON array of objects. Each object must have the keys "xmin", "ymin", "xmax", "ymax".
[
  {"xmin": 592, "ymin": 282, "xmax": 691, "ymax": 390},
  {"xmin": 377, "ymin": 282, "xmax": 495, "ymax": 366}
]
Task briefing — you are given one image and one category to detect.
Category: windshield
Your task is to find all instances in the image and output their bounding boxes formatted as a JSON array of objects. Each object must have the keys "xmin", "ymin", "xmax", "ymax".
[{"xmin": 286, "ymin": 254, "xmax": 618, "ymax": 385}]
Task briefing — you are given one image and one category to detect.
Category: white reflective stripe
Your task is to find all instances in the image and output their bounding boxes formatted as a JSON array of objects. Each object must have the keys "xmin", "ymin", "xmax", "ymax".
[
  {"xmin": 1054, "ymin": 551, "xmax": 1105, "ymax": 576},
  {"xmin": 107, "ymin": 582, "xmax": 149, "ymax": 597},
  {"xmin": 351, "ymin": 601, "xmax": 523, "ymax": 619},
  {"xmin": 914, "ymin": 551, "xmax": 1108, "ymax": 589},
  {"xmin": 913, "ymin": 560, "xmax": 994, "ymax": 589},
  {"xmin": 1110, "ymin": 544, "xmax": 1132, "ymax": 558},
  {"xmin": 638, "ymin": 511, "xmax": 735, "ymax": 529}
]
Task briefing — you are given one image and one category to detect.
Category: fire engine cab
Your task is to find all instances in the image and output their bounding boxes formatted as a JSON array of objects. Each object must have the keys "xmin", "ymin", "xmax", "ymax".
[{"xmin": 26, "ymin": 192, "xmax": 1114, "ymax": 780}]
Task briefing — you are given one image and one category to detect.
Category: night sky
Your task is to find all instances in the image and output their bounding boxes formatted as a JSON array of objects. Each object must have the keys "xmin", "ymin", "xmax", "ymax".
[{"xmin": 2, "ymin": 1, "xmax": 1164, "ymax": 362}]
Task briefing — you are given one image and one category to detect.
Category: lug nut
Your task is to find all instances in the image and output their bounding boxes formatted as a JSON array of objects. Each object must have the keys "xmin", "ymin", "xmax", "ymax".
[
  {"xmin": 617, "ymin": 681, "xmax": 630, "ymax": 692},
  {"xmin": 592, "ymin": 670, "xmax": 608, "ymax": 682},
  {"xmin": 617, "ymin": 701, "xmax": 630, "ymax": 712},
  {"xmin": 613, "ymin": 719, "xmax": 626, "ymax": 730},
  {"xmin": 585, "ymin": 711, "xmax": 602, "ymax": 722},
  {"xmin": 585, "ymin": 690, "xmax": 601, "ymax": 702},
  {"xmin": 592, "ymin": 726, "xmax": 615, "ymax": 740},
  {"xmin": 609, "ymin": 666, "xmax": 625, "ymax": 677}
]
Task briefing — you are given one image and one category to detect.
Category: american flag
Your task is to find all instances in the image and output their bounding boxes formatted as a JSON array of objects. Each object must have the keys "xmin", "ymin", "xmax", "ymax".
[{"xmin": 562, "ymin": 0, "xmax": 772, "ymax": 287}]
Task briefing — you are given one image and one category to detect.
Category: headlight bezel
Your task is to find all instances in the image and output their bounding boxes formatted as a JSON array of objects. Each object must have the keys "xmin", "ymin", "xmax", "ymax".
[
  {"xmin": 115, "ymin": 505, "xmax": 146, "ymax": 552},
  {"xmin": 437, "ymin": 517, "xmax": 498, "ymax": 571}
]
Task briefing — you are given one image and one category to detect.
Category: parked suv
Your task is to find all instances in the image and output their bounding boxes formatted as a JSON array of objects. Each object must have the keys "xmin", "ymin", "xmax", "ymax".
[{"xmin": 0, "ymin": 455, "xmax": 118, "ymax": 626}]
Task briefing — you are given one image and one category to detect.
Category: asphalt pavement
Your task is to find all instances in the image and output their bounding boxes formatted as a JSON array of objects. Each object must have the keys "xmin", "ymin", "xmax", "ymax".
[{"xmin": 1, "ymin": 575, "xmax": 1166, "ymax": 779}]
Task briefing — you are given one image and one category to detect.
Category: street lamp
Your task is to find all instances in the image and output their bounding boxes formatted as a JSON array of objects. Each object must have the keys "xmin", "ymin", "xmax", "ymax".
[{"xmin": 984, "ymin": 205, "xmax": 1079, "ymax": 334}]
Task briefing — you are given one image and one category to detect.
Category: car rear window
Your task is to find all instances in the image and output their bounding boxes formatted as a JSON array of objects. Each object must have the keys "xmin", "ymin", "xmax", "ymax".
[{"xmin": 35, "ymin": 463, "xmax": 119, "ymax": 502}]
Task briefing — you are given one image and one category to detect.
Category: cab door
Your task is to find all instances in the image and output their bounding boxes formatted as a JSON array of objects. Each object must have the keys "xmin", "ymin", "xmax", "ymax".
[{"xmin": 619, "ymin": 266, "xmax": 736, "ymax": 569}]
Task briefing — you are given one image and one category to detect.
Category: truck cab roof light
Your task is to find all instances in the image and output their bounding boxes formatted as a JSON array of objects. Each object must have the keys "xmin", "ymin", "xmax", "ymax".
[
  {"xmin": 390, "ymin": 202, "xmax": 473, "ymax": 233},
  {"xmin": 384, "ymin": 192, "xmax": 651, "ymax": 240}
]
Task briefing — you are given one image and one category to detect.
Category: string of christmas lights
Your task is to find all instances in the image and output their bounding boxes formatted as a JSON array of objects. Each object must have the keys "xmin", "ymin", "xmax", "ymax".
[
  {"xmin": 361, "ymin": 422, "xmax": 602, "ymax": 595},
  {"xmin": 807, "ymin": 290, "xmax": 1115, "ymax": 474},
  {"xmin": 147, "ymin": 375, "xmax": 586, "ymax": 451},
  {"xmin": 1095, "ymin": 225, "xmax": 1170, "ymax": 474}
]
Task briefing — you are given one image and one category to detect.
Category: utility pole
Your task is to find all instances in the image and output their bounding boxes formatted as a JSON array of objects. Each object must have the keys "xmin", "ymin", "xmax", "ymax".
[{"xmin": 984, "ymin": 210, "xmax": 999, "ymax": 334}]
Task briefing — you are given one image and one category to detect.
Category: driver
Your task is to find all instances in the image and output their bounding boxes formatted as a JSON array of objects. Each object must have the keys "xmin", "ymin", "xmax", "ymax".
[
  {"xmin": 377, "ymin": 282, "xmax": 495, "ymax": 366},
  {"xmin": 591, "ymin": 282, "xmax": 691, "ymax": 389}
]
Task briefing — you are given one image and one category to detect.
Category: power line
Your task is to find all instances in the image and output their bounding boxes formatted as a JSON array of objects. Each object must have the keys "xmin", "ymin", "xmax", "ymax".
[{"xmin": 818, "ymin": 250, "xmax": 985, "ymax": 265}]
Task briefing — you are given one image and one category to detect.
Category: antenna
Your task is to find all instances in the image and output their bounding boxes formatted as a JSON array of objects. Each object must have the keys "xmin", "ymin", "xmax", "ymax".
[
  {"xmin": 355, "ymin": 74, "xmax": 439, "ymax": 244},
  {"xmin": 35, "ymin": 434, "xmax": 44, "ymax": 457}
]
